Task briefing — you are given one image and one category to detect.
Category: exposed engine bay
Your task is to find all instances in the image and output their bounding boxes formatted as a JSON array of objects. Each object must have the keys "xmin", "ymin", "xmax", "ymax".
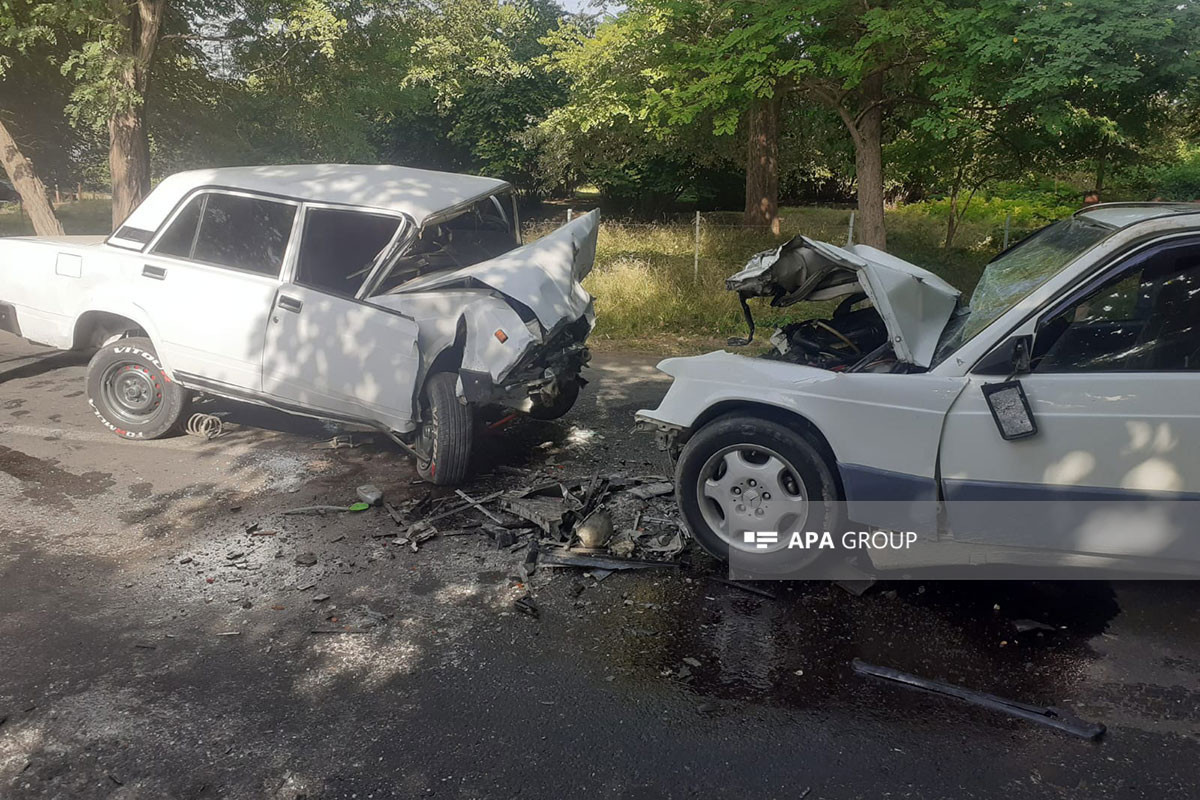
[
  {"xmin": 723, "ymin": 234, "xmax": 960, "ymax": 373},
  {"xmin": 764, "ymin": 293, "xmax": 898, "ymax": 371}
]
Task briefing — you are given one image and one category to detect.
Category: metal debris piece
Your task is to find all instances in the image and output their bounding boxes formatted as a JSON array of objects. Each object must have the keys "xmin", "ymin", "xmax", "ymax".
[
  {"xmin": 501, "ymin": 495, "xmax": 571, "ymax": 535},
  {"xmin": 423, "ymin": 490, "xmax": 505, "ymax": 525},
  {"xmin": 383, "ymin": 502, "xmax": 406, "ymax": 526},
  {"xmin": 455, "ymin": 489, "xmax": 505, "ymax": 525},
  {"xmin": 629, "ymin": 481, "xmax": 674, "ymax": 499},
  {"xmin": 356, "ymin": 484, "xmax": 383, "ymax": 506},
  {"xmin": 313, "ymin": 594, "xmax": 330, "ymax": 602},
  {"xmin": 514, "ymin": 594, "xmax": 540, "ymax": 619},
  {"xmin": 852, "ymin": 659, "xmax": 1106, "ymax": 740},
  {"xmin": 538, "ymin": 550, "xmax": 680, "ymax": 571},
  {"xmin": 404, "ymin": 521, "xmax": 438, "ymax": 552}
]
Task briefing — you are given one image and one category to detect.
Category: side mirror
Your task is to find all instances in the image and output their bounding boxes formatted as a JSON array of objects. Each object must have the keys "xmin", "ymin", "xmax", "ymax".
[
  {"xmin": 974, "ymin": 335, "xmax": 1032, "ymax": 375},
  {"xmin": 981, "ymin": 380, "xmax": 1038, "ymax": 441}
]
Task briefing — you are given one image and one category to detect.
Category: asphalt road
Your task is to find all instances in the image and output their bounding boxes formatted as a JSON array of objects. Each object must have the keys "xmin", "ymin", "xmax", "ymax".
[{"xmin": 2, "ymin": 331, "xmax": 1200, "ymax": 799}]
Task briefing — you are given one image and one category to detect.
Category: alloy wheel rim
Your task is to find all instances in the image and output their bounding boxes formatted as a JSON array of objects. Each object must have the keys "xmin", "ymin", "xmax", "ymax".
[{"xmin": 695, "ymin": 444, "xmax": 808, "ymax": 552}]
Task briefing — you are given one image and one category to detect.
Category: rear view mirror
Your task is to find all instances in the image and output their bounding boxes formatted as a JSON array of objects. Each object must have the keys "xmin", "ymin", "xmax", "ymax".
[{"xmin": 981, "ymin": 380, "xmax": 1038, "ymax": 441}]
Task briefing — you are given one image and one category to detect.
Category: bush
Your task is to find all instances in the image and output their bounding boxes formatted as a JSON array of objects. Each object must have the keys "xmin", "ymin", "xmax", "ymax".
[{"xmin": 1150, "ymin": 154, "xmax": 1200, "ymax": 201}]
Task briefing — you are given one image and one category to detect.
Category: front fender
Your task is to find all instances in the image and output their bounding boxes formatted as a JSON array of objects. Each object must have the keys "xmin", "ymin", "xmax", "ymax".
[{"xmin": 636, "ymin": 350, "xmax": 967, "ymax": 492}]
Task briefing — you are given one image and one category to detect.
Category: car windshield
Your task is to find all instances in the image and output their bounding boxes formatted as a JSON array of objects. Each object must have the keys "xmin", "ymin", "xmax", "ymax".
[{"xmin": 933, "ymin": 215, "xmax": 1114, "ymax": 364}]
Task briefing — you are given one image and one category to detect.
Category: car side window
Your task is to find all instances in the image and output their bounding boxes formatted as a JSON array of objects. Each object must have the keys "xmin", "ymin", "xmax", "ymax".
[
  {"xmin": 152, "ymin": 195, "xmax": 204, "ymax": 259},
  {"xmin": 296, "ymin": 208, "xmax": 401, "ymax": 297},
  {"xmin": 1034, "ymin": 240, "xmax": 1200, "ymax": 372},
  {"xmin": 191, "ymin": 194, "xmax": 296, "ymax": 276}
]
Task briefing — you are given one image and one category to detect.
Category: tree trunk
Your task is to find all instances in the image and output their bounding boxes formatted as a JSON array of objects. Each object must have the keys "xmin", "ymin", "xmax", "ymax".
[
  {"xmin": 851, "ymin": 74, "xmax": 886, "ymax": 250},
  {"xmin": 0, "ymin": 117, "xmax": 64, "ymax": 236},
  {"xmin": 108, "ymin": 0, "xmax": 167, "ymax": 231},
  {"xmin": 945, "ymin": 188, "xmax": 958, "ymax": 249},
  {"xmin": 743, "ymin": 94, "xmax": 780, "ymax": 232},
  {"xmin": 109, "ymin": 104, "xmax": 151, "ymax": 229}
]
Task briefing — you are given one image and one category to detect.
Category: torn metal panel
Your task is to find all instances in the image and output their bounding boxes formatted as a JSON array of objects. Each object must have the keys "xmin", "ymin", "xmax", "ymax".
[
  {"xmin": 726, "ymin": 235, "xmax": 961, "ymax": 368},
  {"xmin": 391, "ymin": 211, "xmax": 600, "ymax": 332},
  {"xmin": 500, "ymin": 495, "xmax": 571, "ymax": 535}
]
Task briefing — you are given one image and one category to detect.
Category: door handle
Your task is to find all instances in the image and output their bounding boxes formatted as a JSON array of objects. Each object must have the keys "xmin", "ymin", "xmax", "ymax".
[
  {"xmin": 277, "ymin": 295, "xmax": 303, "ymax": 313},
  {"xmin": 142, "ymin": 265, "xmax": 166, "ymax": 280}
]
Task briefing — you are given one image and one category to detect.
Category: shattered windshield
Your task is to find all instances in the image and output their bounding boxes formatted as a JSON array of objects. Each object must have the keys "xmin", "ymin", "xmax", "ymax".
[{"xmin": 933, "ymin": 216, "xmax": 1114, "ymax": 364}]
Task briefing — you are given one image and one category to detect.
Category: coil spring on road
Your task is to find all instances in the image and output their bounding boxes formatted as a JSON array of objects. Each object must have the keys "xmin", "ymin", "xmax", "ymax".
[{"xmin": 186, "ymin": 412, "xmax": 223, "ymax": 439}]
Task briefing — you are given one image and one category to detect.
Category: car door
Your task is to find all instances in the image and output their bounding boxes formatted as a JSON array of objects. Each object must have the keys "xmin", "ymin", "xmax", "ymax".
[
  {"xmin": 138, "ymin": 190, "xmax": 297, "ymax": 391},
  {"xmin": 937, "ymin": 235, "xmax": 1200, "ymax": 562},
  {"xmin": 260, "ymin": 205, "xmax": 422, "ymax": 433}
]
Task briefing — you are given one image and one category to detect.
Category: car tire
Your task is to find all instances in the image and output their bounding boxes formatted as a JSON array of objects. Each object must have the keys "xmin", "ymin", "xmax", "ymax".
[
  {"xmin": 675, "ymin": 413, "xmax": 841, "ymax": 571},
  {"xmin": 86, "ymin": 337, "xmax": 191, "ymax": 440},
  {"xmin": 415, "ymin": 372, "xmax": 474, "ymax": 485},
  {"xmin": 527, "ymin": 378, "xmax": 581, "ymax": 421}
]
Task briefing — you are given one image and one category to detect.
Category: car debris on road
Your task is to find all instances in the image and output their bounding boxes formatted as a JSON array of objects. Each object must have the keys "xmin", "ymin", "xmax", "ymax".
[{"xmin": 852, "ymin": 658, "xmax": 1106, "ymax": 740}]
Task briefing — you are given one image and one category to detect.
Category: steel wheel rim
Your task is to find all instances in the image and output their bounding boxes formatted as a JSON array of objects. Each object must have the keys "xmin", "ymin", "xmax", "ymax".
[
  {"xmin": 695, "ymin": 444, "xmax": 809, "ymax": 553},
  {"xmin": 101, "ymin": 361, "xmax": 162, "ymax": 424}
]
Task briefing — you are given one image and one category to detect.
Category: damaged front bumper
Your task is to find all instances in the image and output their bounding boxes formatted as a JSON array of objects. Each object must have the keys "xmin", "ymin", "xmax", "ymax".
[
  {"xmin": 634, "ymin": 413, "xmax": 684, "ymax": 459},
  {"xmin": 461, "ymin": 315, "xmax": 592, "ymax": 407}
]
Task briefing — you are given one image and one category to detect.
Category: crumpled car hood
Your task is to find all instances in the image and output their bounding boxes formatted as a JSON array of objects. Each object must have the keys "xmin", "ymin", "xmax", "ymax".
[
  {"xmin": 393, "ymin": 210, "xmax": 599, "ymax": 332},
  {"xmin": 726, "ymin": 235, "xmax": 960, "ymax": 367}
]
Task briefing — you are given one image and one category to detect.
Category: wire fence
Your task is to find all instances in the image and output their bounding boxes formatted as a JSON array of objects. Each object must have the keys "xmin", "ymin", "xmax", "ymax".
[
  {"xmin": 551, "ymin": 206, "xmax": 866, "ymax": 284},
  {"xmin": 543, "ymin": 205, "xmax": 1017, "ymax": 285}
]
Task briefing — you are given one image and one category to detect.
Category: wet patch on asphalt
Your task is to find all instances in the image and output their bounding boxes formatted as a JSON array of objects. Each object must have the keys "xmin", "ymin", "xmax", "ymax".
[{"xmin": 0, "ymin": 444, "xmax": 115, "ymax": 504}]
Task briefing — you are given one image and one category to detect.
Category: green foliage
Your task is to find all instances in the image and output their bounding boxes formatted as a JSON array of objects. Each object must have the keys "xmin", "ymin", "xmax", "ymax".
[
  {"xmin": 394, "ymin": 0, "xmax": 566, "ymax": 195},
  {"xmin": 1147, "ymin": 147, "xmax": 1200, "ymax": 201},
  {"xmin": 526, "ymin": 204, "xmax": 1007, "ymax": 342}
]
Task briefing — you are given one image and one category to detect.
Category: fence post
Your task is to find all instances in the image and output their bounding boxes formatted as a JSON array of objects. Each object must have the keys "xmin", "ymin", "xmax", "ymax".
[
  {"xmin": 846, "ymin": 211, "xmax": 855, "ymax": 247},
  {"xmin": 1003, "ymin": 211, "xmax": 1012, "ymax": 249},
  {"xmin": 566, "ymin": 208, "xmax": 573, "ymax": 223},
  {"xmin": 693, "ymin": 210, "xmax": 701, "ymax": 284}
]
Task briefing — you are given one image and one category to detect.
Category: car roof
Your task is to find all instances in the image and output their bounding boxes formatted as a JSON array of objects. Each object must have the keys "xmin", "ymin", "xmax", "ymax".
[
  {"xmin": 1075, "ymin": 202, "xmax": 1200, "ymax": 229},
  {"xmin": 117, "ymin": 164, "xmax": 511, "ymax": 236}
]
